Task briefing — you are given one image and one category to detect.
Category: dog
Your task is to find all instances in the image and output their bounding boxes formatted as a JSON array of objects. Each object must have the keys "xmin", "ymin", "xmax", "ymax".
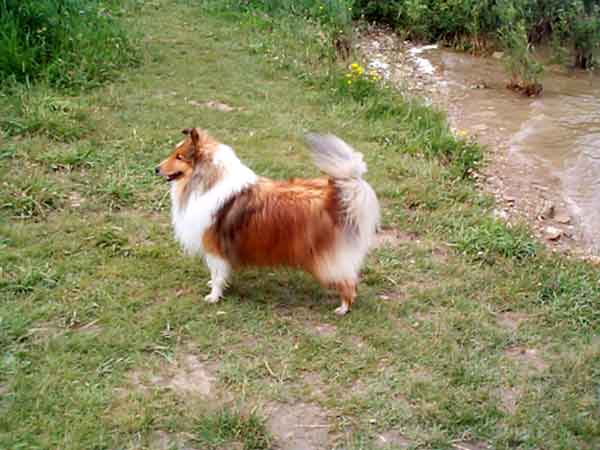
[{"xmin": 155, "ymin": 128, "xmax": 380, "ymax": 314}]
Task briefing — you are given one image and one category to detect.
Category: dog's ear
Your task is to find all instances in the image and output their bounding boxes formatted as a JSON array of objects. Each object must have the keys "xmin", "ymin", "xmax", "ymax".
[
  {"xmin": 182, "ymin": 128, "xmax": 201, "ymax": 146},
  {"xmin": 190, "ymin": 128, "xmax": 200, "ymax": 146}
]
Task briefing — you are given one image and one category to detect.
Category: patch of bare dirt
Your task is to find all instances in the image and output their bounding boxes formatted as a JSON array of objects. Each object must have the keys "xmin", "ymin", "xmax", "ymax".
[
  {"xmin": 497, "ymin": 386, "xmax": 521, "ymax": 414},
  {"xmin": 302, "ymin": 372, "xmax": 327, "ymax": 400},
  {"xmin": 70, "ymin": 319, "xmax": 102, "ymax": 334},
  {"xmin": 25, "ymin": 321, "xmax": 64, "ymax": 343},
  {"xmin": 306, "ymin": 322, "xmax": 337, "ymax": 338},
  {"xmin": 149, "ymin": 430, "xmax": 198, "ymax": 450},
  {"xmin": 347, "ymin": 335, "xmax": 367, "ymax": 349},
  {"xmin": 188, "ymin": 100, "xmax": 237, "ymax": 112},
  {"xmin": 504, "ymin": 346, "xmax": 548, "ymax": 373},
  {"xmin": 265, "ymin": 401, "xmax": 332, "ymax": 450},
  {"xmin": 431, "ymin": 244, "xmax": 451, "ymax": 261},
  {"xmin": 375, "ymin": 431, "xmax": 412, "ymax": 449},
  {"xmin": 453, "ymin": 440, "xmax": 491, "ymax": 450},
  {"xmin": 376, "ymin": 228, "xmax": 418, "ymax": 248},
  {"xmin": 127, "ymin": 353, "xmax": 225, "ymax": 400},
  {"xmin": 409, "ymin": 367, "xmax": 434, "ymax": 384},
  {"xmin": 496, "ymin": 312, "xmax": 529, "ymax": 331}
]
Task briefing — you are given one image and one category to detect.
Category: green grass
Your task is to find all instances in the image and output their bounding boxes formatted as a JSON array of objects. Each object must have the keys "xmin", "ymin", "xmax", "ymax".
[
  {"xmin": 195, "ymin": 408, "xmax": 272, "ymax": 450},
  {"xmin": 0, "ymin": 0, "xmax": 139, "ymax": 89},
  {"xmin": 0, "ymin": 1, "xmax": 599, "ymax": 449}
]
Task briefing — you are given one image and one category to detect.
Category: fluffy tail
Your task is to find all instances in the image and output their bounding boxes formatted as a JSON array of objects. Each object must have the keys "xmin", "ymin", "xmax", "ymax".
[
  {"xmin": 305, "ymin": 133, "xmax": 367, "ymax": 179},
  {"xmin": 305, "ymin": 133, "xmax": 380, "ymax": 241}
]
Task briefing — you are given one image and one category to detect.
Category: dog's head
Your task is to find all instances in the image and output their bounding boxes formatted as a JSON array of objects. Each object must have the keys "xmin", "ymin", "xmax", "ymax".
[{"xmin": 155, "ymin": 128, "xmax": 213, "ymax": 182}]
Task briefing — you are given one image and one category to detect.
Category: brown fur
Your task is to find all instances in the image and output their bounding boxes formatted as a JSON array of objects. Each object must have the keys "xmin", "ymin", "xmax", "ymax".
[
  {"xmin": 204, "ymin": 178, "xmax": 340, "ymax": 277},
  {"xmin": 157, "ymin": 128, "xmax": 223, "ymax": 209}
]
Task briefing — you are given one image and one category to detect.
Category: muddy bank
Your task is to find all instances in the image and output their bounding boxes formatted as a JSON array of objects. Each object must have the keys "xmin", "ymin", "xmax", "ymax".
[{"xmin": 358, "ymin": 27, "xmax": 600, "ymax": 257}]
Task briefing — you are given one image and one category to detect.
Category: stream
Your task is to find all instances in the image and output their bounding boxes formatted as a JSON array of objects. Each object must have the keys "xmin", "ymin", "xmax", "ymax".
[{"xmin": 361, "ymin": 30, "xmax": 600, "ymax": 254}]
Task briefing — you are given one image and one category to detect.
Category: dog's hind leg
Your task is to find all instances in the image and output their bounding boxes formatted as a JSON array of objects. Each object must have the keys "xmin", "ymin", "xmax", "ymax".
[
  {"xmin": 204, "ymin": 254, "xmax": 230, "ymax": 303},
  {"xmin": 332, "ymin": 280, "xmax": 356, "ymax": 315}
]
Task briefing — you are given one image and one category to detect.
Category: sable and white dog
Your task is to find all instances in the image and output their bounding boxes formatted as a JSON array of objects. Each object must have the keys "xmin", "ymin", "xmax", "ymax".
[{"xmin": 155, "ymin": 128, "xmax": 379, "ymax": 315}]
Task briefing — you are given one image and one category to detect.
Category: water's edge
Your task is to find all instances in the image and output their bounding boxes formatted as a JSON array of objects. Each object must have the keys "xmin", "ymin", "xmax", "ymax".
[{"xmin": 359, "ymin": 29, "xmax": 600, "ymax": 256}]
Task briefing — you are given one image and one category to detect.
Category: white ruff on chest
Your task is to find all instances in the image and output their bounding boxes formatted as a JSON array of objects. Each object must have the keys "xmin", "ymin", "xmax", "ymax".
[{"xmin": 170, "ymin": 144, "xmax": 257, "ymax": 255}]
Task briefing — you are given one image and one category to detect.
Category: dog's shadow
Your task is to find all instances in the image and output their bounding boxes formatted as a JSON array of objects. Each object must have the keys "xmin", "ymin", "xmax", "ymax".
[{"xmin": 224, "ymin": 268, "xmax": 339, "ymax": 313}]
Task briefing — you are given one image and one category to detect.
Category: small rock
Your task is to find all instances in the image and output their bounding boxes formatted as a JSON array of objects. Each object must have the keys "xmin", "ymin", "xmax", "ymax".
[
  {"xmin": 492, "ymin": 51, "xmax": 504, "ymax": 59},
  {"xmin": 555, "ymin": 214, "xmax": 571, "ymax": 224},
  {"xmin": 539, "ymin": 202, "xmax": 555, "ymax": 220},
  {"xmin": 584, "ymin": 255, "xmax": 600, "ymax": 266},
  {"xmin": 493, "ymin": 209, "xmax": 509, "ymax": 220},
  {"xmin": 544, "ymin": 226, "xmax": 562, "ymax": 241}
]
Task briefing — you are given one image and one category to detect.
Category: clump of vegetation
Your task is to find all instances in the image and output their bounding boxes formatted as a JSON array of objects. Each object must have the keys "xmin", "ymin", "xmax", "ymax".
[
  {"xmin": 353, "ymin": 0, "xmax": 600, "ymax": 95},
  {"xmin": 0, "ymin": 0, "xmax": 138, "ymax": 89},
  {"xmin": 336, "ymin": 62, "xmax": 381, "ymax": 102},
  {"xmin": 498, "ymin": 1, "xmax": 544, "ymax": 96},
  {"xmin": 451, "ymin": 216, "xmax": 538, "ymax": 263},
  {"xmin": 194, "ymin": 408, "xmax": 271, "ymax": 450},
  {"xmin": 0, "ymin": 263, "xmax": 58, "ymax": 294},
  {"xmin": 537, "ymin": 261, "xmax": 600, "ymax": 332}
]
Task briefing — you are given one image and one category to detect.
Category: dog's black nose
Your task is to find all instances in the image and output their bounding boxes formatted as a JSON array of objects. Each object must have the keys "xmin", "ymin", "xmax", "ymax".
[{"xmin": 154, "ymin": 166, "xmax": 160, "ymax": 175}]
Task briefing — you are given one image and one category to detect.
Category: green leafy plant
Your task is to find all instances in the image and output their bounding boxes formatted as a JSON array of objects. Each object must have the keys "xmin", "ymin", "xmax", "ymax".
[{"xmin": 497, "ymin": 3, "xmax": 544, "ymax": 96}]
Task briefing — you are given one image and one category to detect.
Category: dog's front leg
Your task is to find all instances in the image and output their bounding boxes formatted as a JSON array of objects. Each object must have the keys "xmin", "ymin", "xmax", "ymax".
[{"xmin": 204, "ymin": 254, "xmax": 230, "ymax": 303}]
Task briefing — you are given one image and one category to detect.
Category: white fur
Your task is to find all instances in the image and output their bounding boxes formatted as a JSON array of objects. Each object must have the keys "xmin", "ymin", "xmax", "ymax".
[
  {"xmin": 305, "ymin": 133, "xmax": 367, "ymax": 179},
  {"xmin": 170, "ymin": 144, "xmax": 257, "ymax": 256},
  {"xmin": 315, "ymin": 180, "xmax": 379, "ymax": 283},
  {"xmin": 306, "ymin": 134, "xmax": 380, "ymax": 284},
  {"xmin": 204, "ymin": 254, "xmax": 230, "ymax": 303}
]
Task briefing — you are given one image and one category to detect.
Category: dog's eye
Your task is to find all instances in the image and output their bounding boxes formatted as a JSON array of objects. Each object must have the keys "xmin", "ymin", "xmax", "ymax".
[{"xmin": 175, "ymin": 155, "xmax": 183, "ymax": 160}]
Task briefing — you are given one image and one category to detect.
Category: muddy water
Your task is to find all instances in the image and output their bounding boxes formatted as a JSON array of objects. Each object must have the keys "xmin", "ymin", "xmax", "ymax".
[
  {"xmin": 357, "ymin": 27, "xmax": 600, "ymax": 253},
  {"xmin": 422, "ymin": 49, "xmax": 600, "ymax": 252}
]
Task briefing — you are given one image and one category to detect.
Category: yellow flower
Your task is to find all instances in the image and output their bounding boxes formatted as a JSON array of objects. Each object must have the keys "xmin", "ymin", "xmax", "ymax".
[
  {"xmin": 351, "ymin": 63, "xmax": 359, "ymax": 69},
  {"xmin": 457, "ymin": 130, "xmax": 468, "ymax": 137}
]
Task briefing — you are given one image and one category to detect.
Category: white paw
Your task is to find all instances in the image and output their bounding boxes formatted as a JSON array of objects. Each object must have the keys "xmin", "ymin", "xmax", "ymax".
[
  {"xmin": 334, "ymin": 304, "xmax": 349, "ymax": 316},
  {"xmin": 207, "ymin": 279, "xmax": 213, "ymax": 287},
  {"xmin": 204, "ymin": 292, "xmax": 221, "ymax": 304}
]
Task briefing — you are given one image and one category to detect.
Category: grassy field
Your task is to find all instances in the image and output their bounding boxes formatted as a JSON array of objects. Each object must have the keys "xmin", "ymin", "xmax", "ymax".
[{"xmin": 1, "ymin": 1, "xmax": 599, "ymax": 449}]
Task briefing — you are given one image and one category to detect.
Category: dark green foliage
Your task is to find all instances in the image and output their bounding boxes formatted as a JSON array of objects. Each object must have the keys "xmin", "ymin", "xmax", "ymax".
[{"xmin": 0, "ymin": 0, "xmax": 138, "ymax": 89}]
